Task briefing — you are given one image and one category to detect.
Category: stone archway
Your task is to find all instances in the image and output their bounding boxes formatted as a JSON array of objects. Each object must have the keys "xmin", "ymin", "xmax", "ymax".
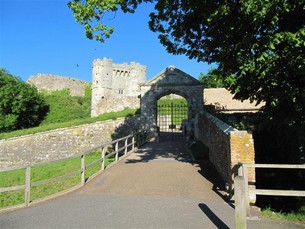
[{"xmin": 140, "ymin": 66, "xmax": 203, "ymax": 140}]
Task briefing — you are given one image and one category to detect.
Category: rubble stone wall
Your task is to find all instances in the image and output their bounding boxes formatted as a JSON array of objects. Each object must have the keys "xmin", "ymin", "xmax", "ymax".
[
  {"xmin": 0, "ymin": 118, "xmax": 133, "ymax": 168},
  {"xmin": 28, "ymin": 74, "xmax": 89, "ymax": 96},
  {"xmin": 194, "ymin": 110, "xmax": 255, "ymax": 190}
]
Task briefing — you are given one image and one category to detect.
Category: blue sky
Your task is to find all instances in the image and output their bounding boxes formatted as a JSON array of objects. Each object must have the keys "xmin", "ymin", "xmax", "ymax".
[{"xmin": 0, "ymin": 0, "xmax": 214, "ymax": 82}]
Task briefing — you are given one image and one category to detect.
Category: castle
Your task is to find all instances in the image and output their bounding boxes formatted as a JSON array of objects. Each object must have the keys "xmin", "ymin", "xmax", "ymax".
[
  {"xmin": 91, "ymin": 58, "xmax": 146, "ymax": 117},
  {"xmin": 28, "ymin": 58, "xmax": 263, "ymax": 119}
]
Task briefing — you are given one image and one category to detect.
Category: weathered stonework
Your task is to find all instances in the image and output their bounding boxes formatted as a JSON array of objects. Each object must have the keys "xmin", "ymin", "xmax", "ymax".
[
  {"xmin": 28, "ymin": 74, "xmax": 89, "ymax": 96},
  {"xmin": 22, "ymin": 59, "xmax": 259, "ymax": 192},
  {"xmin": 194, "ymin": 110, "xmax": 255, "ymax": 198},
  {"xmin": 0, "ymin": 117, "xmax": 139, "ymax": 168},
  {"xmin": 140, "ymin": 66, "xmax": 204, "ymax": 139},
  {"xmin": 91, "ymin": 58, "xmax": 146, "ymax": 117}
]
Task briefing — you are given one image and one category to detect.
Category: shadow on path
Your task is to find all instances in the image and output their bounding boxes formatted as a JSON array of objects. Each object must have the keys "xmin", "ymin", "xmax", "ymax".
[
  {"xmin": 196, "ymin": 159, "xmax": 235, "ymax": 208},
  {"xmin": 125, "ymin": 141, "xmax": 193, "ymax": 164},
  {"xmin": 198, "ymin": 203, "xmax": 230, "ymax": 229}
]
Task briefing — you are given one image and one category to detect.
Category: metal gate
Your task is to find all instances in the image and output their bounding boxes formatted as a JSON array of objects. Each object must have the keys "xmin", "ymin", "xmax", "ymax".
[{"xmin": 157, "ymin": 102, "xmax": 188, "ymax": 141}]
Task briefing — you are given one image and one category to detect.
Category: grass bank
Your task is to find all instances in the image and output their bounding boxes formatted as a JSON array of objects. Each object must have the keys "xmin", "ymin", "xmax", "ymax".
[
  {"xmin": 262, "ymin": 206, "xmax": 305, "ymax": 223},
  {"xmin": 0, "ymin": 150, "xmax": 116, "ymax": 208}
]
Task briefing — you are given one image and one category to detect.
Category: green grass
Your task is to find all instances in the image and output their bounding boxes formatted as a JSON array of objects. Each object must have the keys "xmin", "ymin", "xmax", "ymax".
[
  {"xmin": 0, "ymin": 87, "xmax": 138, "ymax": 140},
  {"xmin": 262, "ymin": 206, "xmax": 305, "ymax": 223},
  {"xmin": 157, "ymin": 98, "xmax": 188, "ymax": 126},
  {"xmin": 40, "ymin": 89, "xmax": 91, "ymax": 125},
  {"xmin": 0, "ymin": 151, "xmax": 116, "ymax": 208},
  {"xmin": 0, "ymin": 107, "xmax": 138, "ymax": 140},
  {"xmin": 157, "ymin": 98, "xmax": 187, "ymax": 106}
]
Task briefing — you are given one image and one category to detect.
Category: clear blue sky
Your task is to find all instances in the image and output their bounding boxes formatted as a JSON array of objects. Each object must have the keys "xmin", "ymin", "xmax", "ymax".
[{"xmin": 0, "ymin": 0, "xmax": 214, "ymax": 82}]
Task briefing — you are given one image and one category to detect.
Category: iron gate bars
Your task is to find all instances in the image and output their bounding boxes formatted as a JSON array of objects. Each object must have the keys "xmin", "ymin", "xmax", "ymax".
[{"xmin": 157, "ymin": 102, "xmax": 188, "ymax": 141}]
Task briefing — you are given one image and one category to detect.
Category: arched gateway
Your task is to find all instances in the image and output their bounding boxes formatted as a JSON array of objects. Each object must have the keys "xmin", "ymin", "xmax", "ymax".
[{"xmin": 140, "ymin": 66, "xmax": 203, "ymax": 141}]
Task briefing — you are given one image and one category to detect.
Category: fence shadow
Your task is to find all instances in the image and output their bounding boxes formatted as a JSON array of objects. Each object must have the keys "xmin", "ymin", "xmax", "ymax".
[
  {"xmin": 111, "ymin": 114, "xmax": 142, "ymax": 141},
  {"xmin": 196, "ymin": 159, "xmax": 235, "ymax": 208},
  {"xmin": 198, "ymin": 203, "xmax": 230, "ymax": 229}
]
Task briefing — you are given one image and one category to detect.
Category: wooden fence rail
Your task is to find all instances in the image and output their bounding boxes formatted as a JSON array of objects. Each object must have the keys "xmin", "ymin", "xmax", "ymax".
[
  {"xmin": 235, "ymin": 163, "xmax": 305, "ymax": 229},
  {"xmin": 0, "ymin": 131, "xmax": 147, "ymax": 212}
]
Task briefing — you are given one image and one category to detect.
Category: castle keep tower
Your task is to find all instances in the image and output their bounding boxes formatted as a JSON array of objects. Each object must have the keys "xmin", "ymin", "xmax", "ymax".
[
  {"xmin": 91, "ymin": 58, "xmax": 146, "ymax": 117},
  {"xmin": 91, "ymin": 58, "xmax": 113, "ymax": 117}
]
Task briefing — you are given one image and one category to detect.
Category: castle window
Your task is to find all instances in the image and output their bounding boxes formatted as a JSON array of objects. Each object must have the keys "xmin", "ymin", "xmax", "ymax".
[{"xmin": 119, "ymin": 89, "xmax": 124, "ymax": 95}]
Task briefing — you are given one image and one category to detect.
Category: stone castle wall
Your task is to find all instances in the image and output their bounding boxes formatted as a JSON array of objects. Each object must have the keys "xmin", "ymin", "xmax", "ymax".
[
  {"xmin": 27, "ymin": 65, "xmax": 263, "ymax": 116},
  {"xmin": 94, "ymin": 96, "xmax": 140, "ymax": 115},
  {"xmin": 0, "ymin": 118, "xmax": 134, "ymax": 168},
  {"xmin": 194, "ymin": 110, "xmax": 255, "ymax": 198},
  {"xmin": 91, "ymin": 58, "xmax": 146, "ymax": 117},
  {"xmin": 28, "ymin": 74, "xmax": 89, "ymax": 97}
]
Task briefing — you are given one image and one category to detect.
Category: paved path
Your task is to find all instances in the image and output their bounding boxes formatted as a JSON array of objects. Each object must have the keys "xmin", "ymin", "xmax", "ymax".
[{"xmin": 0, "ymin": 141, "xmax": 304, "ymax": 228}]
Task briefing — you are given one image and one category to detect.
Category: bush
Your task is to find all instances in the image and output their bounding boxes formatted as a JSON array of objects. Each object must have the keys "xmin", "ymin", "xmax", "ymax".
[{"xmin": 0, "ymin": 69, "xmax": 49, "ymax": 132}]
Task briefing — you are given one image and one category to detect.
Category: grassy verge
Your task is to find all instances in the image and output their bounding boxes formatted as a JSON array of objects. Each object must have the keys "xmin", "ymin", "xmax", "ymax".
[
  {"xmin": 0, "ymin": 151, "xmax": 116, "ymax": 208},
  {"xmin": 0, "ymin": 108, "xmax": 137, "ymax": 140},
  {"xmin": 262, "ymin": 206, "xmax": 305, "ymax": 223}
]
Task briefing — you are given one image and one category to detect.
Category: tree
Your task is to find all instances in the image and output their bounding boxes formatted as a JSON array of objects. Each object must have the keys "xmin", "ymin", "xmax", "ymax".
[
  {"xmin": 67, "ymin": 0, "xmax": 150, "ymax": 42},
  {"xmin": 199, "ymin": 67, "xmax": 224, "ymax": 88},
  {"xmin": 68, "ymin": 0, "xmax": 305, "ymax": 127},
  {"xmin": 0, "ymin": 69, "xmax": 49, "ymax": 132}
]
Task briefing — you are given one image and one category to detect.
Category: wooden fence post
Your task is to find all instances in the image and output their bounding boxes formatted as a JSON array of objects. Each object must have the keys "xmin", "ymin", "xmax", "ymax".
[
  {"xmin": 115, "ymin": 142, "xmax": 119, "ymax": 162},
  {"xmin": 132, "ymin": 136, "xmax": 135, "ymax": 151},
  {"xmin": 238, "ymin": 163, "xmax": 250, "ymax": 216},
  {"xmin": 81, "ymin": 155, "xmax": 85, "ymax": 186},
  {"xmin": 25, "ymin": 166, "xmax": 31, "ymax": 207},
  {"xmin": 243, "ymin": 165, "xmax": 250, "ymax": 216},
  {"xmin": 101, "ymin": 147, "xmax": 106, "ymax": 170},
  {"xmin": 235, "ymin": 176, "xmax": 247, "ymax": 229},
  {"xmin": 124, "ymin": 138, "xmax": 128, "ymax": 155}
]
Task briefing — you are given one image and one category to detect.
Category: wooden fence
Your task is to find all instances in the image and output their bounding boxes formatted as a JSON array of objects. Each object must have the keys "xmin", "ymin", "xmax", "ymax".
[
  {"xmin": 234, "ymin": 163, "xmax": 305, "ymax": 228},
  {"xmin": 0, "ymin": 131, "xmax": 147, "ymax": 212}
]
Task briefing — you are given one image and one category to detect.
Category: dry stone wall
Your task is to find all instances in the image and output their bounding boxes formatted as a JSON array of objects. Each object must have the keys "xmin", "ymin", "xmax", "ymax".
[{"xmin": 0, "ymin": 118, "xmax": 135, "ymax": 168}]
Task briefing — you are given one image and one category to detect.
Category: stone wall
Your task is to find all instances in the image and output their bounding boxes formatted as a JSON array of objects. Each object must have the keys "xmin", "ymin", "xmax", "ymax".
[
  {"xmin": 0, "ymin": 117, "xmax": 136, "ymax": 168},
  {"xmin": 194, "ymin": 110, "xmax": 255, "ymax": 193},
  {"xmin": 28, "ymin": 74, "xmax": 89, "ymax": 97},
  {"xmin": 91, "ymin": 58, "xmax": 146, "ymax": 117},
  {"xmin": 93, "ymin": 96, "xmax": 140, "ymax": 115}
]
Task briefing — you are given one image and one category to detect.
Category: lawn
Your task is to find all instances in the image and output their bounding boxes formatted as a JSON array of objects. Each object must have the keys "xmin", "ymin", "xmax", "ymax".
[{"xmin": 0, "ymin": 150, "xmax": 116, "ymax": 208}]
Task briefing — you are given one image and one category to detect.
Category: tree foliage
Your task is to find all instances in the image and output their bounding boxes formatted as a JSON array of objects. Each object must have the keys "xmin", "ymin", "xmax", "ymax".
[
  {"xmin": 67, "ymin": 0, "xmax": 153, "ymax": 42},
  {"xmin": 199, "ymin": 68, "xmax": 224, "ymax": 88},
  {"xmin": 0, "ymin": 69, "xmax": 49, "ymax": 133},
  {"xmin": 68, "ymin": 0, "xmax": 305, "ymax": 128}
]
